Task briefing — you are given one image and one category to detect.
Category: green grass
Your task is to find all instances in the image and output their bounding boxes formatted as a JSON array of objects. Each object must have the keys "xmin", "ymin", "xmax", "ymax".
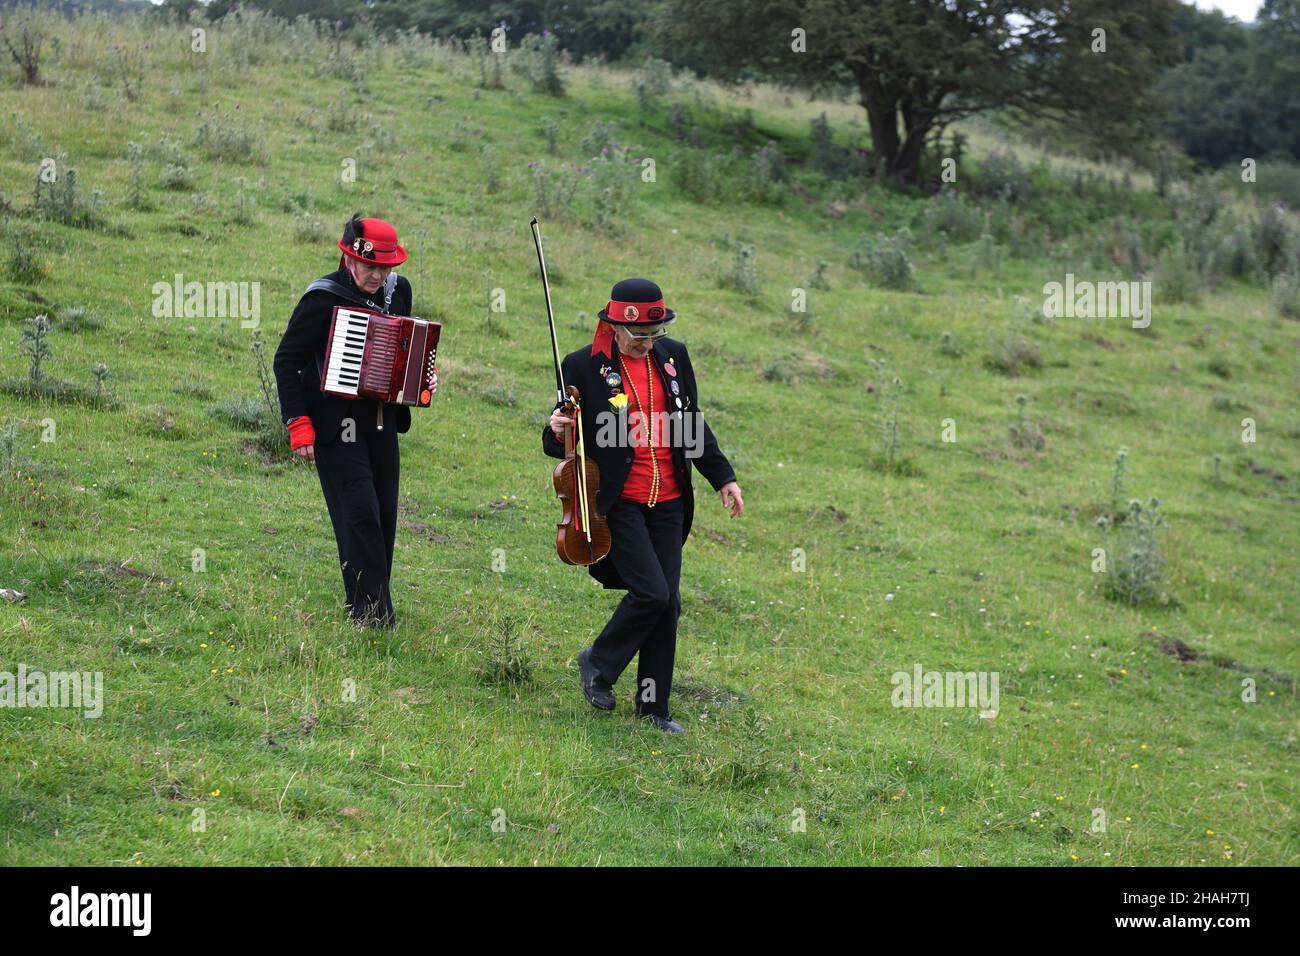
[{"xmin": 0, "ymin": 11, "xmax": 1297, "ymax": 866}]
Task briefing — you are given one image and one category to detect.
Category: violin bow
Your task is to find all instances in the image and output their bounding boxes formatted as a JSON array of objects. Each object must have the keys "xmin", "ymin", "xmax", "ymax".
[{"xmin": 530, "ymin": 217, "xmax": 594, "ymax": 559}]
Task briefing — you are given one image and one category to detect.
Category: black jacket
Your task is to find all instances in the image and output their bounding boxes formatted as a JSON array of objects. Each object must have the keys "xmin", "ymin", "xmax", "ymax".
[
  {"xmin": 273, "ymin": 268, "xmax": 414, "ymax": 444},
  {"xmin": 542, "ymin": 337, "xmax": 736, "ymax": 589}
]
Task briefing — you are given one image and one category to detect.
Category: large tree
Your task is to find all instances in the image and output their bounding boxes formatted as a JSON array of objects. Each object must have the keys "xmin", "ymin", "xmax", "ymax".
[{"xmin": 656, "ymin": 0, "xmax": 1179, "ymax": 183}]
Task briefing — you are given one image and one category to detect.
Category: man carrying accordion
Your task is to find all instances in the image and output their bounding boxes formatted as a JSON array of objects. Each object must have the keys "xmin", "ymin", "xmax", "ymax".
[{"xmin": 273, "ymin": 214, "xmax": 439, "ymax": 629}]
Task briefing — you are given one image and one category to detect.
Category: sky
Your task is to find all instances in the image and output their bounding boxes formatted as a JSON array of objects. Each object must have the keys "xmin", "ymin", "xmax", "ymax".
[{"xmin": 1197, "ymin": 0, "xmax": 1260, "ymax": 21}]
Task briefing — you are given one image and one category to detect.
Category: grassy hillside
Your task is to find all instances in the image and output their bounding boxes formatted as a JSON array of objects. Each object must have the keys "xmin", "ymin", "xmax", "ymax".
[{"xmin": 0, "ymin": 11, "xmax": 1297, "ymax": 866}]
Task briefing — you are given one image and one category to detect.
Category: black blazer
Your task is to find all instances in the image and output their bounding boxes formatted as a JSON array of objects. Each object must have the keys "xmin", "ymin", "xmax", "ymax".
[
  {"xmin": 273, "ymin": 269, "xmax": 414, "ymax": 445},
  {"xmin": 542, "ymin": 337, "xmax": 737, "ymax": 589}
]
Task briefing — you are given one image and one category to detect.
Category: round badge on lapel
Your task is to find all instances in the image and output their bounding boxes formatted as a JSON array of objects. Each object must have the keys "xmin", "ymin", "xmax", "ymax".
[
  {"xmin": 670, "ymin": 380, "xmax": 680, "ymax": 395},
  {"xmin": 663, "ymin": 362, "xmax": 677, "ymax": 377},
  {"xmin": 675, "ymin": 397, "xmax": 683, "ymax": 409},
  {"xmin": 606, "ymin": 373, "xmax": 621, "ymax": 388}
]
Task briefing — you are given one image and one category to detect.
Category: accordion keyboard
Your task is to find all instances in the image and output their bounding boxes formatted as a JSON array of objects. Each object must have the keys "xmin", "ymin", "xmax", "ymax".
[{"xmin": 323, "ymin": 308, "xmax": 370, "ymax": 396}]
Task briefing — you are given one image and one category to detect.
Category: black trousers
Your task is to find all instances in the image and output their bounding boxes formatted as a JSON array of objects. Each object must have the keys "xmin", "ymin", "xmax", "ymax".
[
  {"xmin": 589, "ymin": 497, "xmax": 684, "ymax": 718},
  {"xmin": 313, "ymin": 415, "xmax": 400, "ymax": 627}
]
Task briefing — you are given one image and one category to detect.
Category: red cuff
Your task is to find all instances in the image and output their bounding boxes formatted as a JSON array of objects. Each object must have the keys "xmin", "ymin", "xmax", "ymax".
[{"xmin": 287, "ymin": 416, "xmax": 315, "ymax": 450}]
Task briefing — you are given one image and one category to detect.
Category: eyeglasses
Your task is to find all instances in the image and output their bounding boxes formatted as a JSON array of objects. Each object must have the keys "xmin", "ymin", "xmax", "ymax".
[{"xmin": 619, "ymin": 323, "xmax": 671, "ymax": 342}]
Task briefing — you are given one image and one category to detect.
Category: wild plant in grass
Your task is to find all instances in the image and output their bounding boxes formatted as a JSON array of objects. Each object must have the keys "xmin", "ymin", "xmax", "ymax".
[
  {"xmin": 6, "ymin": 232, "xmax": 47, "ymax": 284},
  {"xmin": 470, "ymin": 34, "xmax": 504, "ymax": 90},
  {"xmin": 1270, "ymin": 270, "xmax": 1300, "ymax": 320},
  {"xmin": 670, "ymin": 147, "xmax": 724, "ymax": 204},
  {"xmin": 719, "ymin": 242, "xmax": 760, "ymax": 299},
  {"xmin": 513, "ymin": 31, "xmax": 565, "ymax": 96},
  {"xmin": 481, "ymin": 614, "xmax": 533, "ymax": 686},
  {"xmin": 633, "ymin": 55, "xmax": 673, "ymax": 101},
  {"xmin": 742, "ymin": 142, "xmax": 787, "ymax": 205},
  {"xmin": 126, "ymin": 142, "xmax": 151, "ymax": 211},
  {"xmin": 923, "ymin": 190, "xmax": 983, "ymax": 243},
  {"xmin": 1153, "ymin": 238, "xmax": 1203, "ymax": 304},
  {"xmin": 159, "ymin": 136, "xmax": 194, "ymax": 191},
  {"xmin": 2, "ymin": 13, "xmax": 46, "ymax": 85},
  {"xmin": 1109, "ymin": 447, "xmax": 1128, "ymax": 517},
  {"xmin": 293, "ymin": 212, "xmax": 326, "ymax": 243},
  {"xmin": 110, "ymin": 43, "xmax": 145, "ymax": 102},
  {"xmin": 0, "ymin": 421, "xmax": 18, "ymax": 474},
  {"xmin": 1212, "ymin": 454, "xmax": 1224, "ymax": 485},
  {"xmin": 982, "ymin": 318, "xmax": 1041, "ymax": 376},
  {"xmin": 250, "ymin": 330, "xmax": 291, "ymax": 458},
  {"xmin": 194, "ymin": 107, "xmax": 268, "ymax": 164},
  {"xmin": 1008, "ymin": 393, "xmax": 1045, "ymax": 451},
  {"xmin": 669, "ymin": 102, "xmax": 694, "ymax": 142},
  {"xmin": 54, "ymin": 306, "xmax": 104, "ymax": 333},
  {"xmin": 882, "ymin": 376, "xmax": 903, "ymax": 466},
  {"xmin": 850, "ymin": 227, "xmax": 917, "ymax": 291},
  {"xmin": 969, "ymin": 232, "xmax": 1001, "ymax": 279},
  {"xmin": 807, "ymin": 260, "xmax": 830, "ymax": 291},
  {"xmin": 538, "ymin": 116, "xmax": 560, "ymax": 154},
  {"xmin": 580, "ymin": 119, "xmax": 616, "ymax": 156},
  {"xmin": 33, "ymin": 163, "xmax": 105, "ymax": 230},
  {"xmin": 1099, "ymin": 497, "xmax": 1169, "ymax": 606},
  {"xmin": 810, "ymin": 112, "xmax": 836, "ymax": 174},
  {"xmin": 937, "ymin": 330, "xmax": 963, "ymax": 357},
  {"xmin": 975, "ymin": 149, "xmax": 1030, "ymax": 203},
  {"xmin": 22, "ymin": 314, "xmax": 52, "ymax": 390},
  {"xmin": 1214, "ymin": 222, "xmax": 1255, "ymax": 279},
  {"xmin": 585, "ymin": 145, "xmax": 638, "ymax": 228},
  {"xmin": 528, "ymin": 160, "xmax": 582, "ymax": 220},
  {"xmin": 230, "ymin": 177, "xmax": 255, "ymax": 226},
  {"xmin": 1254, "ymin": 202, "xmax": 1293, "ymax": 280},
  {"xmin": 90, "ymin": 363, "xmax": 110, "ymax": 401},
  {"xmin": 210, "ymin": 396, "xmax": 266, "ymax": 430}
]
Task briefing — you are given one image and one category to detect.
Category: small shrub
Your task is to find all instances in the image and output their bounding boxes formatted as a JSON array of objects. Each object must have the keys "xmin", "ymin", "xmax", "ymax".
[
  {"xmin": 975, "ymin": 149, "xmax": 1030, "ymax": 203},
  {"xmin": 923, "ymin": 190, "xmax": 983, "ymax": 243},
  {"xmin": 850, "ymin": 227, "xmax": 918, "ymax": 292},
  {"xmin": 1254, "ymin": 202, "xmax": 1294, "ymax": 280},
  {"xmin": 513, "ymin": 31, "xmax": 565, "ymax": 97},
  {"xmin": 481, "ymin": 614, "xmax": 533, "ymax": 685},
  {"xmin": 580, "ymin": 119, "xmax": 616, "ymax": 157},
  {"xmin": 6, "ymin": 232, "xmax": 47, "ymax": 284},
  {"xmin": 1271, "ymin": 270, "xmax": 1300, "ymax": 320},
  {"xmin": 937, "ymin": 330, "xmax": 963, "ymax": 357},
  {"xmin": 983, "ymin": 320, "xmax": 1042, "ymax": 376},
  {"xmin": 1109, "ymin": 447, "xmax": 1129, "ymax": 517},
  {"xmin": 33, "ymin": 162, "xmax": 105, "ymax": 229},
  {"xmin": 21, "ymin": 313, "xmax": 52, "ymax": 389},
  {"xmin": 54, "ymin": 306, "xmax": 105, "ymax": 333},
  {"xmin": 528, "ymin": 160, "xmax": 583, "ymax": 220},
  {"xmin": 1008, "ymin": 393, "xmax": 1045, "ymax": 451},
  {"xmin": 671, "ymin": 147, "xmax": 724, "ymax": 204},
  {"xmin": 1099, "ymin": 498, "xmax": 1170, "ymax": 607},
  {"xmin": 538, "ymin": 116, "xmax": 560, "ymax": 154},
  {"xmin": 1153, "ymin": 239, "xmax": 1203, "ymax": 304},
  {"xmin": 211, "ymin": 396, "xmax": 267, "ymax": 430},
  {"xmin": 719, "ymin": 242, "xmax": 759, "ymax": 299}
]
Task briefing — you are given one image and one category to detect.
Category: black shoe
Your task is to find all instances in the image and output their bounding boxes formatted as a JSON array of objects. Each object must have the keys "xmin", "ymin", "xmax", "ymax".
[
  {"xmin": 577, "ymin": 647, "xmax": 615, "ymax": 711},
  {"xmin": 639, "ymin": 713, "xmax": 685, "ymax": 734}
]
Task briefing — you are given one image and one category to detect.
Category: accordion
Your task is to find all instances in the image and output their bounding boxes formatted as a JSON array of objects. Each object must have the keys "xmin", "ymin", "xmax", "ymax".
[{"xmin": 321, "ymin": 306, "xmax": 441, "ymax": 406}]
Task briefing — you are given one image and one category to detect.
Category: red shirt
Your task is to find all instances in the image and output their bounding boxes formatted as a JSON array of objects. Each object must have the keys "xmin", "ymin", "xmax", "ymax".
[{"xmin": 618, "ymin": 353, "xmax": 681, "ymax": 505}]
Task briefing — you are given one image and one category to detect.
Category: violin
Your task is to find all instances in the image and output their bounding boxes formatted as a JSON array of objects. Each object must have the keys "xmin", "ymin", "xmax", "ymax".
[{"xmin": 531, "ymin": 218, "xmax": 612, "ymax": 567}]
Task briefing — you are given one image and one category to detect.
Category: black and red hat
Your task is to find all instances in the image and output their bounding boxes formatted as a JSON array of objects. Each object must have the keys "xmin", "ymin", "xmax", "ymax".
[
  {"xmin": 338, "ymin": 214, "xmax": 407, "ymax": 269},
  {"xmin": 592, "ymin": 277, "xmax": 676, "ymax": 357}
]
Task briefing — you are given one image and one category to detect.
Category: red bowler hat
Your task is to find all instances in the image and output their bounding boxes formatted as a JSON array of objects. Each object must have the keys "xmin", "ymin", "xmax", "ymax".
[
  {"xmin": 592, "ymin": 277, "xmax": 676, "ymax": 357},
  {"xmin": 337, "ymin": 214, "xmax": 407, "ymax": 268}
]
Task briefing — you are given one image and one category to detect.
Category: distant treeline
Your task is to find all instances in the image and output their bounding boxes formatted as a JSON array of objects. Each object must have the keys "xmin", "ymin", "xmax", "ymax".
[{"xmin": 64, "ymin": 0, "xmax": 1300, "ymax": 175}]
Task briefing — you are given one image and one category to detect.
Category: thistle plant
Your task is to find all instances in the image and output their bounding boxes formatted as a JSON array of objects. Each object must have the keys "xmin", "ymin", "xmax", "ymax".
[
  {"xmin": 1110, "ymin": 446, "xmax": 1129, "ymax": 517},
  {"xmin": 91, "ymin": 362, "xmax": 110, "ymax": 400},
  {"xmin": 22, "ymin": 313, "xmax": 52, "ymax": 389},
  {"xmin": 1101, "ymin": 497, "xmax": 1169, "ymax": 606}
]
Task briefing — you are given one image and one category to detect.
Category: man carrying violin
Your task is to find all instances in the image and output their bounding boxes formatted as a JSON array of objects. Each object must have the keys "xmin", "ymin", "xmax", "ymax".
[{"xmin": 543, "ymin": 278, "xmax": 744, "ymax": 733}]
